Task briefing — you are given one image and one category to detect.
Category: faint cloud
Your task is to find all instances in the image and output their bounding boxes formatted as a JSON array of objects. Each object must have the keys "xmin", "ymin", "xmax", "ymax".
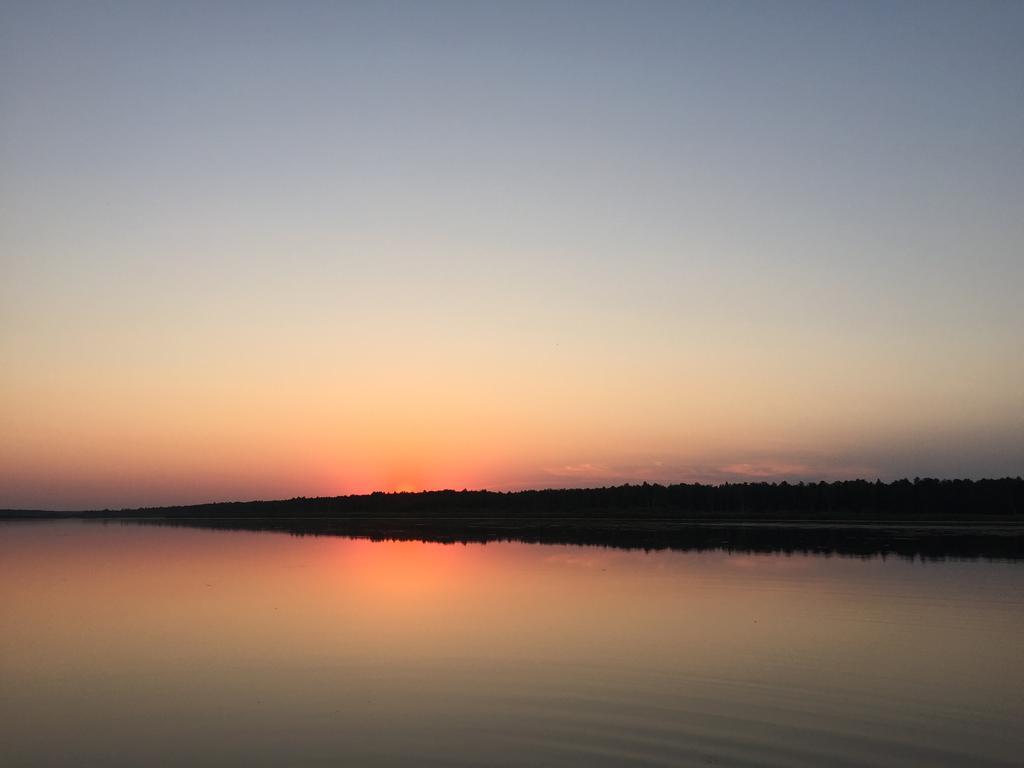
[
  {"xmin": 527, "ymin": 454, "xmax": 879, "ymax": 488},
  {"xmin": 541, "ymin": 461, "xmax": 666, "ymax": 484},
  {"xmin": 715, "ymin": 461, "xmax": 876, "ymax": 481},
  {"xmin": 717, "ymin": 462, "xmax": 814, "ymax": 478},
  {"xmin": 545, "ymin": 463, "xmax": 616, "ymax": 478}
]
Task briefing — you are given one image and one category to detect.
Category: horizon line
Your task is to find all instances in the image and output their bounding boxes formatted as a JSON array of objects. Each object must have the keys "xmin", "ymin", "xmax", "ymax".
[{"xmin": 4, "ymin": 476, "xmax": 1022, "ymax": 515}]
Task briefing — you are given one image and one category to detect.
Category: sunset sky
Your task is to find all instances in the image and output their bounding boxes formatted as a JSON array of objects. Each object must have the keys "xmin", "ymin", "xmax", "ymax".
[{"xmin": 2, "ymin": 1, "xmax": 1022, "ymax": 509}]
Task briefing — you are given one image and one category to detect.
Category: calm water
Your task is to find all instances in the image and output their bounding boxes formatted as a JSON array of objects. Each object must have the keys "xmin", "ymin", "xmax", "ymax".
[{"xmin": 2, "ymin": 521, "xmax": 1022, "ymax": 767}]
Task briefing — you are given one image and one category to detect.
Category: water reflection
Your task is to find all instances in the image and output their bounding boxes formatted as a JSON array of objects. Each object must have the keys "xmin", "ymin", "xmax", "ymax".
[
  {"xmin": 2, "ymin": 521, "xmax": 1022, "ymax": 766},
  {"xmin": 126, "ymin": 515, "xmax": 1024, "ymax": 560}
]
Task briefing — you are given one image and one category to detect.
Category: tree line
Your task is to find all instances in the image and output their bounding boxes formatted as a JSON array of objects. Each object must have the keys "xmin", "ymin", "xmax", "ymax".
[{"xmin": 102, "ymin": 477, "xmax": 1023, "ymax": 520}]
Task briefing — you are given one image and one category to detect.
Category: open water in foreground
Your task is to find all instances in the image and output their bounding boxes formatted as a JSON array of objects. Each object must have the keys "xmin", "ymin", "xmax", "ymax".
[{"xmin": 2, "ymin": 520, "xmax": 1022, "ymax": 766}]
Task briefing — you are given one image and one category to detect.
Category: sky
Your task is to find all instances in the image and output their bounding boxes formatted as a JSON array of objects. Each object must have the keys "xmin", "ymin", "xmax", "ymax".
[{"xmin": 2, "ymin": 1, "xmax": 1022, "ymax": 509}]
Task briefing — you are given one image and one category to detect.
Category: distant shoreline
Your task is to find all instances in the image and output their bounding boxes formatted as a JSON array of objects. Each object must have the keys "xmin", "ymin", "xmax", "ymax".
[
  {"xmin": 4, "ymin": 479, "xmax": 1022, "ymax": 559},
  {"xmin": 3, "ymin": 477, "xmax": 1021, "ymax": 520}
]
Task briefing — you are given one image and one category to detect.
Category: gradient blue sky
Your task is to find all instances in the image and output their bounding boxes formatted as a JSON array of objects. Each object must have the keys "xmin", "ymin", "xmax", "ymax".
[{"xmin": 2, "ymin": 1, "xmax": 1022, "ymax": 509}]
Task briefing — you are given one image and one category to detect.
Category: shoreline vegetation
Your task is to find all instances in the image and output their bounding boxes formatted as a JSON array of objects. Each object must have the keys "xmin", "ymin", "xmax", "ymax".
[
  {"xmin": 3, "ymin": 479, "xmax": 1023, "ymax": 559},
  {"xmin": 4, "ymin": 477, "xmax": 1022, "ymax": 520}
]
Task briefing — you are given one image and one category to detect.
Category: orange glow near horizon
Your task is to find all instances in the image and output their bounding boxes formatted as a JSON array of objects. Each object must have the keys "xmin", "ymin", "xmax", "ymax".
[{"xmin": 2, "ymin": 255, "xmax": 1021, "ymax": 510}]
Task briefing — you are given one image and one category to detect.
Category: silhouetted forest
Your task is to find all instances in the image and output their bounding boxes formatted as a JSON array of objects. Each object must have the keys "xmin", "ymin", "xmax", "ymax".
[
  {"xmin": 4, "ymin": 478, "xmax": 1023, "ymax": 520},
  {"xmin": 51, "ymin": 476, "xmax": 1024, "ymax": 520},
  {"xmin": 4, "ymin": 478, "xmax": 1022, "ymax": 559}
]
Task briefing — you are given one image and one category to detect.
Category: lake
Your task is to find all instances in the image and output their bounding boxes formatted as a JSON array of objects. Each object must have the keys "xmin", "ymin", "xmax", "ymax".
[{"xmin": 2, "ymin": 520, "xmax": 1022, "ymax": 766}]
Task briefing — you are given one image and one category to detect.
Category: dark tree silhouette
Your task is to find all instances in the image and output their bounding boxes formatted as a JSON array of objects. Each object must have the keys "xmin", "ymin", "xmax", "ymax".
[{"xmin": 6, "ymin": 478, "xmax": 1021, "ymax": 559}]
